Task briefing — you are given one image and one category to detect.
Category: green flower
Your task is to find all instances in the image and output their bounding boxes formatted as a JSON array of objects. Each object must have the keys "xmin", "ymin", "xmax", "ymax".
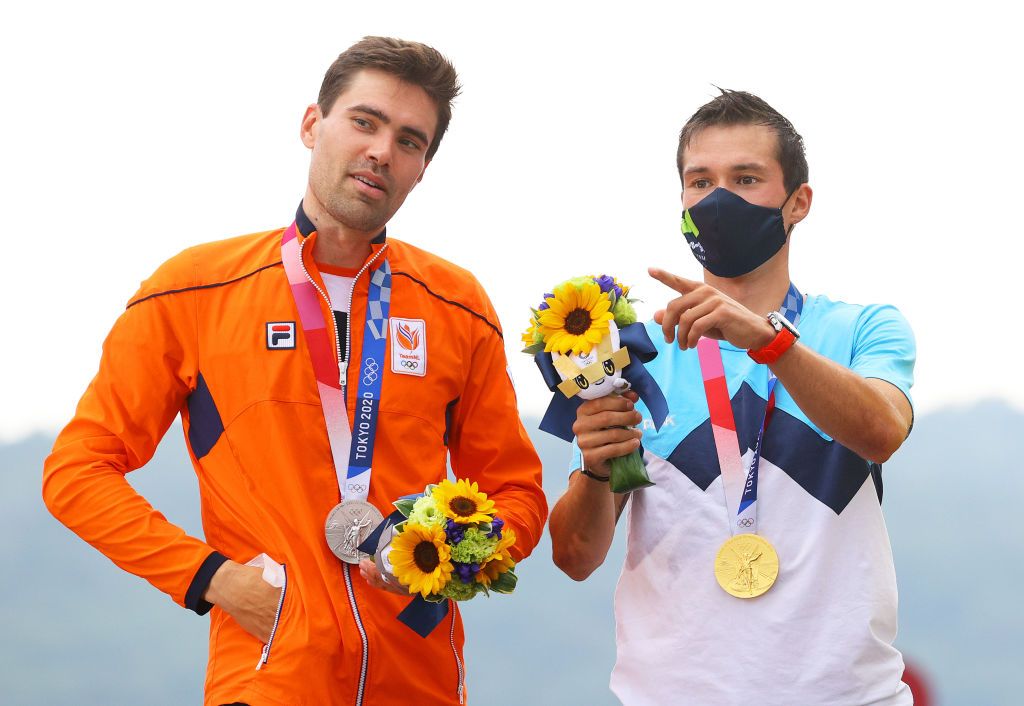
[
  {"xmin": 567, "ymin": 275, "xmax": 595, "ymax": 289},
  {"xmin": 450, "ymin": 527, "xmax": 499, "ymax": 563},
  {"xmin": 440, "ymin": 578, "xmax": 482, "ymax": 601},
  {"xmin": 612, "ymin": 296, "xmax": 637, "ymax": 327},
  {"xmin": 408, "ymin": 495, "xmax": 444, "ymax": 528}
]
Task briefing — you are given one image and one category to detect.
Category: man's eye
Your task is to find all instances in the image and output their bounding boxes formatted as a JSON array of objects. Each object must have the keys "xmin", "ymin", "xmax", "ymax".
[
  {"xmin": 603, "ymin": 359, "xmax": 616, "ymax": 375},
  {"xmin": 692, "ymin": 178, "xmax": 711, "ymax": 189},
  {"xmin": 399, "ymin": 138, "xmax": 421, "ymax": 150},
  {"xmin": 353, "ymin": 117, "xmax": 372, "ymax": 129},
  {"xmin": 738, "ymin": 175, "xmax": 758, "ymax": 185},
  {"xmin": 574, "ymin": 375, "xmax": 590, "ymax": 390}
]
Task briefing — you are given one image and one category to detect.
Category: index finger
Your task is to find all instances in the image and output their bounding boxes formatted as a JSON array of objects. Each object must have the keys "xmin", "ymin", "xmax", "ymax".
[{"xmin": 648, "ymin": 267, "xmax": 701, "ymax": 294}]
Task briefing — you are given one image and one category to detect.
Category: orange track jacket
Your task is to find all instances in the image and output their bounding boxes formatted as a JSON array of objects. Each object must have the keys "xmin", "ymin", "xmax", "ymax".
[{"xmin": 43, "ymin": 211, "xmax": 547, "ymax": 706}]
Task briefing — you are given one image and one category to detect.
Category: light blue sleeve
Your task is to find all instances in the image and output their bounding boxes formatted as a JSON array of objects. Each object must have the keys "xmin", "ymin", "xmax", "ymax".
[
  {"xmin": 568, "ymin": 438, "xmax": 582, "ymax": 475},
  {"xmin": 850, "ymin": 304, "xmax": 916, "ymax": 411}
]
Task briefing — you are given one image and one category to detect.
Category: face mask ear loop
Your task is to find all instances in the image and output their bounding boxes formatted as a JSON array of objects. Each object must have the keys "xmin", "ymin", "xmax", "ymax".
[{"xmin": 781, "ymin": 184, "xmax": 802, "ymax": 237}]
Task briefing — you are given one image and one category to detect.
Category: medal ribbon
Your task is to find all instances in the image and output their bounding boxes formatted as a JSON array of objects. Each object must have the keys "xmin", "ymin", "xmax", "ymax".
[
  {"xmin": 344, "ymin": 261, "xmax": 391, "ymax": 501},
  {"xmin": 281, "ymin": 223, "xmax": 391, "ymax": 502},
  {"xmin": 696, "ymin": 283, "xmax": 802, "ymax": 535}
]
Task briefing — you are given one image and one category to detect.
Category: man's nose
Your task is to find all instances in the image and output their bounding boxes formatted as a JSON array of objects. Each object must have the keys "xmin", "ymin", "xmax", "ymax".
[{"xmin": 365, "ymin": 131, "xmax": 392, "ymax": 166}]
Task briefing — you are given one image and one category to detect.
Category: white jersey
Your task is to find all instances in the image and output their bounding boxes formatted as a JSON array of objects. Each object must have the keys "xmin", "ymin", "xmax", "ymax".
[{"xmin": 573, "ymin": 299, "xmax": 916, "ymax": 705}]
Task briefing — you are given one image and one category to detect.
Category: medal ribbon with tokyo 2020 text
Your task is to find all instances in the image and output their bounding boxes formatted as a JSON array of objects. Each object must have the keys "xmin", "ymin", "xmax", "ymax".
[
  {"xmin": 696, "ymin": 283, "xmax": 802, "ymax": 536},
  {"xmin": 281, "ymin": 222, "xmax": 391, "ymax": 503}
]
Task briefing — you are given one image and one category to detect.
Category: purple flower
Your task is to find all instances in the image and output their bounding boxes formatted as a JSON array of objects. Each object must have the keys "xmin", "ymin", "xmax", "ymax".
[
  {"xmin": 453, "ymin": 561, "xmax": 480, "ymax": 584},
  {"xmin": 594, "ymin": 275, "xmax": 615, "ymax": 293},
  {"xmin": 538, "ymin": 293, "xmax": 554, "ymax": 311},
  {"xmin": 445, "ymin": 518, "xmax": 465, "ymax": 544},
  {"xmin": 487, "ymin": 516, "xmax": 504, "ymax": 539}
]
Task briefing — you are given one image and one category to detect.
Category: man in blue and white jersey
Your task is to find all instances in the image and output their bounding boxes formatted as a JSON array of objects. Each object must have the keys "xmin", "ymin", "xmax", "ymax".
[{"xmin": 549, "ymin": 90, "xmax": 916, "ymax": 706}]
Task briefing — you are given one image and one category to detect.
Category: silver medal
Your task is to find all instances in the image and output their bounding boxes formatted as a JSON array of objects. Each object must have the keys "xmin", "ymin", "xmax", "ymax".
[{"xmin": 325, "ymin": 500, "xmax": 384, "ymax": 564}]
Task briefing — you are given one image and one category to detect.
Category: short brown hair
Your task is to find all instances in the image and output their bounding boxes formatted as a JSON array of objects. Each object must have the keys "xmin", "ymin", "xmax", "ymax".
[
  {"xmin": 318, "ymin": 36, "xmax": 461, "ymax": 161},
  {"xmin": 677, "ymin": 89, "xmax": 808, "ymax": 193}
]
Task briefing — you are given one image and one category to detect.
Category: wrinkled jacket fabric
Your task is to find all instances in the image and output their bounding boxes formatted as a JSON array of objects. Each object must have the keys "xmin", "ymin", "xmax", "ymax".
[{"xmin": 43, "ymin": 219, "xmax": 547, "ymax": 706}]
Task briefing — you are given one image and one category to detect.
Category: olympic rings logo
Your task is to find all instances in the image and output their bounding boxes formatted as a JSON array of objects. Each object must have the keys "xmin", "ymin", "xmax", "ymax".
[
  {"xmin": 362, "ymin": 359, "xmax": 380, "ymax": 385},
  {"xmin": 737, "ymin": 518, "xmax": 754, "ymax": 528},
  {"xmin": 347, "ymin": 483, "xmax": 367, "ymax": 493},
  {"xmin": 401, "ymin": 360, "xmax": 419, "ymax": 369}
]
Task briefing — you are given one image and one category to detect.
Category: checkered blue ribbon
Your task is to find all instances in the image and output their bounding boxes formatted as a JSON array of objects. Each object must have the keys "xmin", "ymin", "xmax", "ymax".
[
  {"xmin": 344, "ymin": 259, "xmax": 392, "ymax": 501},
  {"xmin": 366, "ymin": 261, "xmax": 392, "ymax": 341},
  {"xmin": 778, "ymin": 286, "xmax": 801, "ymax": 324}
]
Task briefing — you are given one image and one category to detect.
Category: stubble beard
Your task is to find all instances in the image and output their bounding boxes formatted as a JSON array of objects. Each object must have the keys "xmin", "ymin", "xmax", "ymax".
[
  {"xmin": 310, "ymin": 160, "xmax": 394, "ymax": 235},
  {"xmin": 322, "ymin": 188, "xmax": 391, "ymax": 234}
]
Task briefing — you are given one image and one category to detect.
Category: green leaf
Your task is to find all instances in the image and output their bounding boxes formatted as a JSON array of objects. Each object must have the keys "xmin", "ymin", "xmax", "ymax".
[
  {"xmin": 393, "ymin": 498, "xmax": 416, "ymax": 518},
  {"xmin": 609, "ymin": 450, "xmax": 656, "ymax": 493},
  {"xmin": 521, "ymin": 342, "xmax": 545, "ymax": 355},
  {"xmin": 489, "ymin": 569, "xmax": 518, "ymax": 594},
  {"xmin": 424, "ymin": 592, "xmax": 447, "ymax": 603}
]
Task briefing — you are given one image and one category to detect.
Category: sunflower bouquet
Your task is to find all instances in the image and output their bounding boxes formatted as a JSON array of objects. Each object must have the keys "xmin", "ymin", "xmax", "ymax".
[
  {"xmin": 523, "ymin": 275, "xmax": 669, "ymax": 493},
  {"xmin": 376, "ymin": 478, "xmax": 517, "ymax": 602}
]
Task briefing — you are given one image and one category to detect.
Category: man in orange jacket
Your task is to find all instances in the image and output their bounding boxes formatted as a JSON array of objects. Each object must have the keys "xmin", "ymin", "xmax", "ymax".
[{"xmin": 43, "ymin": 36, "xmax": 547, "ymax": 706}]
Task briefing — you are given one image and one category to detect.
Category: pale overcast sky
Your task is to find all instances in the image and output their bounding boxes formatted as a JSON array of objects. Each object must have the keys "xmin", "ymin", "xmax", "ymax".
[{"xmin": 2, "ymin": 1, "xmax": 1020, "ymax": 441}]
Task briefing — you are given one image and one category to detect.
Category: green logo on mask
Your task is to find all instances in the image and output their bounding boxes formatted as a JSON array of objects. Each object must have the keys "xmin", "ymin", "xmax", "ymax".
[{"xmin": 681, "ymin": 210, "xmax": 699, "ymax": 237}]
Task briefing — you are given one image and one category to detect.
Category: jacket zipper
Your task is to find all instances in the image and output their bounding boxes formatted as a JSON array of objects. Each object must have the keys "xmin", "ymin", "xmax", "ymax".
[
  {"xmin": 255, "ymin": 564, "xmax": 287, "ymax": 671},
  {"xmin": 450, "ymin": 601, "xmax": 464, "ymax": 704},
  {"xmin": 340, "ymin": 245, "xmax": 388, "ymax": 705},
  {"xmin": 296, "ymin": 237, "xmax": 389, "ymax": 390},
  {"xmin": 298, "ymin": 237, "xmax": 388, "ymax": 705},
  {"xmin": 344, "ymin": 563, "xmax": 370, "ymax": 706}
]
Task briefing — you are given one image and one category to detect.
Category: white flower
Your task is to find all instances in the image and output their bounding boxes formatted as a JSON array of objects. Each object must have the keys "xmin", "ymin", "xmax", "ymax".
[{"xmin": 408, "ymin": 494, "xmax": 444, "ymax": 528}]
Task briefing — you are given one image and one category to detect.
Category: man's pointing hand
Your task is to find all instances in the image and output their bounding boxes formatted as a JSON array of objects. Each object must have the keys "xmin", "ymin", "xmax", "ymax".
[{"xmin": 648, "ymin": 267, "xmax": 775, "ymax": 351}]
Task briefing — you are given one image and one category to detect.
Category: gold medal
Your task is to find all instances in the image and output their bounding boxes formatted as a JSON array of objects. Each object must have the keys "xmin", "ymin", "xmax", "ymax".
[{"xmin": 714, "ymin": 533, "xmax": 779, "ymax": 598}]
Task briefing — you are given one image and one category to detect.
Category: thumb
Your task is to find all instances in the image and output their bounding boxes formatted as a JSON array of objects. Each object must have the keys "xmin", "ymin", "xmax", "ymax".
[{"xmin": 653, "ymin": 309, "xmax": 666, "ymax": 325}]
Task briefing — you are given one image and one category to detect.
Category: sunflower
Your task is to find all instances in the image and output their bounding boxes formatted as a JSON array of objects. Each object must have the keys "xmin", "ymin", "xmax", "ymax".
[
  {"xmin": 475, "ymin": 529, "xmax": 517, "ymax": 587},
  {"xmin": 537, "ymin": 281, "xmax": 614, "ymax": 356},
  {"xmin": 521, "ymin": 318, "xmax": 542, "ymax": 348},
  {"xmin": 388, "ymin": 522, "xmax": 454, "ymax": 598},
  {"xmin": 431, "ymin": 478, "xmax": 496, "ymax": 524}
]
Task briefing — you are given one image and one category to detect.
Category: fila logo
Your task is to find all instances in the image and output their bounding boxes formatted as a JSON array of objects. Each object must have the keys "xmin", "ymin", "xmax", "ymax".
[
  {"xmin": 266, "ymin": 322, "xmax": 296, "ymax": 350},
  {"xmin": 390, "ymin": 318, "xmax": 426, "ymax": 377}
]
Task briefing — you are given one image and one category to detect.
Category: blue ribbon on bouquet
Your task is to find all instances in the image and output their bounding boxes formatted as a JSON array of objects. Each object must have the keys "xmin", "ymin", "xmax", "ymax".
[
  {"xmin": 534, "ymin": 321, "xmax": 670, "ymax": 443},
  {"xmin": 358, "ymin": 496, "xmax": 450, "ymax": 638}
]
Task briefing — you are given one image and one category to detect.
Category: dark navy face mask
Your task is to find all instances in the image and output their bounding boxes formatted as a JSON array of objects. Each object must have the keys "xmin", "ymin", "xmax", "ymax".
[{"xmin": 681, "ymin": 187, "xmax": 797, "ymax": 278}]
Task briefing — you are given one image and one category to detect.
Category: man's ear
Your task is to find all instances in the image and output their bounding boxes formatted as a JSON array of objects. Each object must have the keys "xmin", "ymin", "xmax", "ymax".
[
  {"xmin": 787, "ymin": 183, "xmax": 813, "ymax": 227},
  {"xmin": 300, "ymin": 104, "xmax": 321, "ymax": 149}
]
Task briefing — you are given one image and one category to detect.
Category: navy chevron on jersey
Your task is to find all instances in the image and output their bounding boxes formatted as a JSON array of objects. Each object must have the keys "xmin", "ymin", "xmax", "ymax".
[{"xmin": 571, "ymin": 294, "xmax": 916, "ymax": 706}]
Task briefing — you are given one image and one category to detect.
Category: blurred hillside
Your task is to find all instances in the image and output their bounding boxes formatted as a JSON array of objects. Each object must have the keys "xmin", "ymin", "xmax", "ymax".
[{"xmin": 1, "ymin": 401, "xmax": 1019, "ymax": 705}]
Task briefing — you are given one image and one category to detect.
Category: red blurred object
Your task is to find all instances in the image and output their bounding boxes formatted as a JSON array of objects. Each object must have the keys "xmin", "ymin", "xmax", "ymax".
[{"xmin": 902, "ymin": 658, "xmax": 935, "ymax": 706}]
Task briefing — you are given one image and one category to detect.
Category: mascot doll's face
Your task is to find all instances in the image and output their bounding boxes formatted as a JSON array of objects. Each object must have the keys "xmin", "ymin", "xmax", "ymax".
[{"xmin": 552, "ymin": 321, "xmax": 630, "ymax": 400}]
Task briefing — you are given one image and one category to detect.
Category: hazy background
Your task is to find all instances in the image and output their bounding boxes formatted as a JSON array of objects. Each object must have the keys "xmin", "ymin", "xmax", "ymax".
[
  {"xmin": 2, "ymin": 1, "xmax": 1021, "ymax": 704},
  {"xmin": 3, "ymin": 404, "xmax": 1021, "ymax": 705}
]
